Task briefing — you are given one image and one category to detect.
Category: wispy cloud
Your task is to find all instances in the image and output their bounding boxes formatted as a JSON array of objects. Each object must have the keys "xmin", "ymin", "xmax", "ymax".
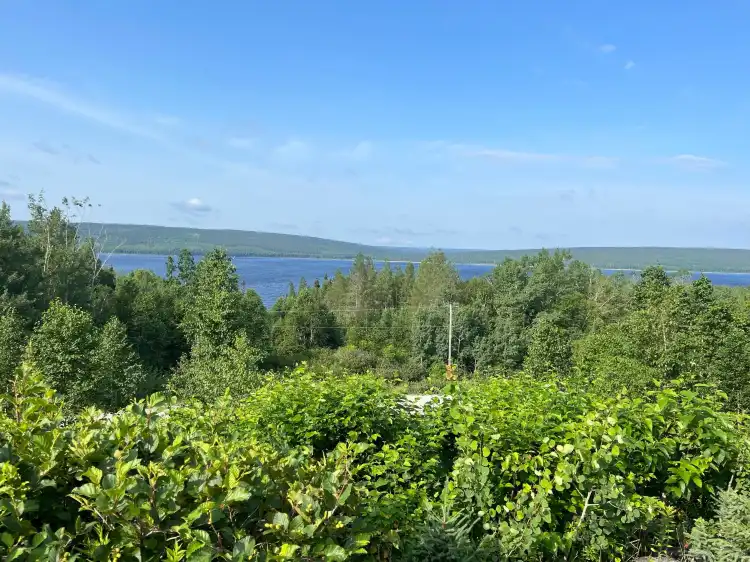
[
  {"xmin": 333, "ymin": 140, "xmax": 373, "ymax": 161},
  {"xmin": 274, "ymin": 139, "xmax": 311, "ymax": 161},
  {"xmin": 0, "ymin": 188, "xmax": 25, "ymax": 202},
  {"xmin": 444, "ymin": 143, "xmax": 618, "ymax": 169},
  {"xmin": 349, "ymin": 141, "xmax": 373, "ymax": 161},
  {"xmin": 668, "ymin": 154, "xmax": 726, "ymax": 170},
  {"xmin": 153, "ymin": 114, "xmax": 181, "ymax": 127},
  {"xmin": 599, "ymin": 44, "xmax": 617, "ymax": 54},
  {"xmin": 31, "ymin": 140, "xmax": 60, "ymax": 155},
  {"xmin": 0, "ymin": 73, "xmax": 270, "ymax": 177},
  {"xmin": 29, "ymin": 139, "xmax": 101, "ymax": 165},
  {"xmin": 171, "ymin": 197, "xmax": 213, "ymax": 215},
  {"xmin": 0, "ymin": 73, "xmax": 161, "ymax": 140},
  {"xmin": 557, "ymin": 188, "xmax": 577, "ymax": 202},
  {"xmin": 624, "ymin": 60, "xmax": 636, "ymax": 70}
]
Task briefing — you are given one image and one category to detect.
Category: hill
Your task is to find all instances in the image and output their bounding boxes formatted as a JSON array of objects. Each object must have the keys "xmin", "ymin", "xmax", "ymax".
[{"xmin": 66, "ymin": 222, "xmax": 750, "ymax": 272}]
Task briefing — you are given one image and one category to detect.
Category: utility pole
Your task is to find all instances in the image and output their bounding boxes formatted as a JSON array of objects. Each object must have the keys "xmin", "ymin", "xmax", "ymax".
[{"xmin": 447, "ymin": 302, "xmax": 453, "ymax": 366}]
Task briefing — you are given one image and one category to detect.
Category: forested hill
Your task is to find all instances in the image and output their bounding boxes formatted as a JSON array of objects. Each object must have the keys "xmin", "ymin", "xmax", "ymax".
[{"xmin": 54, "ymin": 221, "xmax": 750, "ymax": 272}]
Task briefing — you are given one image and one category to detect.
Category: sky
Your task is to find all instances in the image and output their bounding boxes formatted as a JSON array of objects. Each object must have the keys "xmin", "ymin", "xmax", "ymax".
[{"xmin": 1, "ymin": 1, "xmax": 749, "ymax": 250}]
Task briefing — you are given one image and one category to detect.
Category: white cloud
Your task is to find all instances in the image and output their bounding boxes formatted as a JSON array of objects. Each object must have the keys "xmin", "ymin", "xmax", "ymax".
[
  {"xmin": 624, "ymin": 60, "xmax": 636, "ymax": 70},
  {"xmin": 599, "ymin": 44, "xmax": 617, "ymax": 54},
  {"xmin": 171, "ymin": 197, "xmax": 212, "ymax": 214},
  {"xmin": 669, "ymin": 154, "xmax": 726, "ymax": 170},
  {"xmin": 274, "ymin": 139, "xmax": 311, "ymax": 161},
  {"xmin": 227, "ymin": 137, "xmax": 256, "ymax": 150}
]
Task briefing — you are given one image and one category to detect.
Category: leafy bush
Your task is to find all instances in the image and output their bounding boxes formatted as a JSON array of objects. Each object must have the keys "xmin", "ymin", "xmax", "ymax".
[
  {"xmin": 438, "ymin": 375, "xmax": 748, "ymax": 560},
  {"xmin": 0, "ymin": 366, "xmax": 379, "ymax": 560},
  {"xmin": 1, "ymin": 365, "xmax": 749, "ymax": 561}
]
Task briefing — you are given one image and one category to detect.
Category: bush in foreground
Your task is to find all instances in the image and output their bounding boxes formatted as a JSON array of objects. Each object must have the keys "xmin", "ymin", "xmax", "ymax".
[{"xmin": 1, "ymin": 366, "xmax": 749, "ymax": 560}]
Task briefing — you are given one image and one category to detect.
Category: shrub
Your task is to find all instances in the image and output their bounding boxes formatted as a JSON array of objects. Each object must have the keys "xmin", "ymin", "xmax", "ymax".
[
  {"xmin": 689, "ymin": 488, "xmax": 750, "ymax": 561},
  {"xmin": 1, "ymin": 365, "xmax": 749, "ymax": 561},
  {"xmin": 168, "ymin": 334, "xmax": 266, "ymax": 402}
]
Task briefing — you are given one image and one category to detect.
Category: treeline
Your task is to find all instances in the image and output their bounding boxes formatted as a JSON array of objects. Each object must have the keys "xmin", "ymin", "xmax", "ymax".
[
  {"xmin": 4, "ymin": 196, "xmax": 750, "ymax": 411},
  {"xmin": 21, "ymin": 220, "xmax": 750, "ymax": 271},
  {"xmin": 275, "ymin": 250, "xmax": 750, "ymax": 410}
]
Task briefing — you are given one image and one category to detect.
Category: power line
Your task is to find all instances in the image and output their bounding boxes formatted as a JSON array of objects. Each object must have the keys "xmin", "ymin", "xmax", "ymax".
[{"xmin": 266, "ymin": 304, "xmax": 459, "ymax": 315}]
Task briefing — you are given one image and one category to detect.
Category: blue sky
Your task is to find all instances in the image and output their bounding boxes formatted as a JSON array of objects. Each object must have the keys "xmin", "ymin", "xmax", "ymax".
[{"xmin": 1, "ymin": 1, "xmax": 749, "ymax": 249}]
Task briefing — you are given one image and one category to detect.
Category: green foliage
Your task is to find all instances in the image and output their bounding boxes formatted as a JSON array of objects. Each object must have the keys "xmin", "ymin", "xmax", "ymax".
[
  {"xmin": 523, "ymin": 315, "xmax": 573, "ymax": 377},
  {"xmin": 0, "ymin": 308, "xmax": 25, "ymax": 390},
  {"xmin": 409, "ymin": 251, "xmax": 459, "ymax": 308},
  {"xmin": 25, "ymin": 299, "xmax": 98, "ymax": 405},
  {"xmin": 573, "ymin": 275, "xmax": 750, "ymax": 409},
  {"xmin": 25, "ymin": 300, "xmax": 143, "ymax": 410},
  {"xmin": 89, "ymin": 317, "xmax": 146, "ymax": 409},
  {"xmin": 401, "ymin": 485, "xmax": 484, "ymax": 561},
  {"xmin": 114, "ymin": 269, "xmax": 187, "ymax": 372},
  {"xmin": 273, "ymin": 287, "xmax": 341, "ymax": 355},
  {"xmin": 26, "ymin": 194, "xmax": 115, "ymax": 312},
  {"xmin": 181, "ymin": 249, "xmax": 256, "ymax": 349},
  {"xmin": 0, "ymin": 367, "xmax": 379, "ymax": 561},
  {"xmin": 8, "ymin": 193, "xmax": 750, "ymax": 560},
  {"xmin": 0, "ymin": 203, "xmax": 42, "ymax": 322},
  {"xmin": 1, "ymin": 366, "xmax": 748, "ymax": 561},
  {"xmin": 441, "ymin": 375, "xmax": 747, "ymax": 560},
  {"xmin": 689, "ymin": 488, "xmax": 750, "ymax": 561},
  {"xmin": 169, "ymin": 334, "xmax": 266, "ymax": 402}
]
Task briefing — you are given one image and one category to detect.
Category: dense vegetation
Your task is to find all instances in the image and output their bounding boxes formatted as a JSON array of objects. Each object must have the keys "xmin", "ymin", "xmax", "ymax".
[
  {"xmin": 24, "ymin": 219, "xmax": 750, "ymax": 272},
  {"xmin": 4, "ymin": 195, "xmax": 750, "ymax": 560}
]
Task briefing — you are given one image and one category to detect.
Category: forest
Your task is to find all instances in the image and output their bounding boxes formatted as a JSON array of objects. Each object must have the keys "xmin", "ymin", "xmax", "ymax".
[
  {"xmin": 41, "ymin": 219, "xmax": 750, "ymax": 272},
  {"xmin": 3, "ymin": 195, "xmax": 750, "ymax": 561}
]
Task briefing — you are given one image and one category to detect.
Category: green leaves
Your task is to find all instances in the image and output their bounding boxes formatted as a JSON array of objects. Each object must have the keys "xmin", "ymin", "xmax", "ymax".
[{"xmin": 1, "ymin": 365, "xmax": 749, "ymax": 562}]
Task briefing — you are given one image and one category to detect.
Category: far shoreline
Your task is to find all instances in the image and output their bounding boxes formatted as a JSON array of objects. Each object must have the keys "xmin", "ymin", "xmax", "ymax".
[{"xmin": 102, "ymin": 253, "xmax": 750, "ymax": 275}]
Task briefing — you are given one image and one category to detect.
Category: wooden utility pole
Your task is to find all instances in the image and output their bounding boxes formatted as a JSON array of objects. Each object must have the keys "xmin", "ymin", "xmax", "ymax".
[{"xmin": 448, "ymin": 302, "xmax": 453, "ymax": 366}]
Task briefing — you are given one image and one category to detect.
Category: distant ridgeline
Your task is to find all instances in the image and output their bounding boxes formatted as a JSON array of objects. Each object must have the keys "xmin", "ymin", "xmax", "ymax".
[{"xmin": 16, "ymin": 220, "xmax": 750, "ymax": 272}]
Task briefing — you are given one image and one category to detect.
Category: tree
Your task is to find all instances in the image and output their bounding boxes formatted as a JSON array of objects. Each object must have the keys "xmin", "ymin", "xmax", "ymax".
[
  {"xmin": 0, "ymin": 307, "xmax": 25, "ymax": 389},
  {"xmin": 89, "ymin": 317, "xmax": 145, "ymax": 409},
  {"xmin": 633, "ymin": 265, "xmax": 671, "ymax": 309},
  {"xmin": 181, "ymin": 249, "xmax": 268, "ymax": 350},
  {"xmin": 25, "ymin": 194, "xmax": 114, "ymax": 311},
  {"xmin": 114, "ymin": 269, "xmax": 187, "ymax": 373},
  {"xmin": 410, "ymin": 307, "xmax": 448, "ymax": 370},
  {"xmin": 25, "ymin": 300, "xmax": 97, "ymax": 407},
  {"xmin": 176, "ymin": 249, "xmax": 196, "ymax": 285},
  {"xmin": 523, "ymin": 315, "xmax": 573, "ymax": 377},
  {"xmin": 275, "ymin": 288, "xmax": 340, "ymax": 355},
  {"xmin": 25, "ymin": 300, "xmax": 144, "ymax": 410},
  {"xmin": 409, "ymin": 252, "xmax": 459, "ymax": 308},
  {"xmin": 175, "ymin": 249, "xmax": 270, "ymax": 395},
  {"xmin": 0, "ymin": 201, "xmax": 43, "ymax": 322},
  {"xmin": 169, "ymin": 334, "xmax": 265, "ymax": 401},
  {"xmin": 451, "ymin": 302, "xmax": 492, "ymax": 373}
]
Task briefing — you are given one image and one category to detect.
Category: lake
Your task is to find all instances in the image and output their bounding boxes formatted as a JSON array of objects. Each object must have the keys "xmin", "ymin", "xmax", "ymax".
[{"xmin": 104, "ymin": 254, "xmax": 750, "ymax": 308}]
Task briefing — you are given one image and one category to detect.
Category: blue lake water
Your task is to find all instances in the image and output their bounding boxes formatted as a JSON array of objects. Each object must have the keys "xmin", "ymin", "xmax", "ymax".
[{"xmin": 104, "ymin": 254, "xmax": 750, "ymax": 308}]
